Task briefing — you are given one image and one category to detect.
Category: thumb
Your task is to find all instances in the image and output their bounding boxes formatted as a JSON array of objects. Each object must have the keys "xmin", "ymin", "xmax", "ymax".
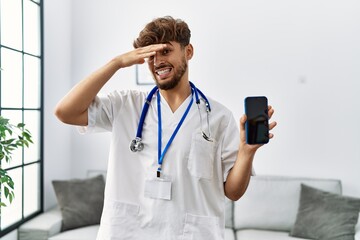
[{"xmin": 240, "ymin": 114, "xmax": 247, "ymax": 131}]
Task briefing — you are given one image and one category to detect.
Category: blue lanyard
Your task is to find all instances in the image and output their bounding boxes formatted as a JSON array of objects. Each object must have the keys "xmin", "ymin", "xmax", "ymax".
[{"xmin": 156, "ymin": 89, "xmax": 194, "ymax": 177}]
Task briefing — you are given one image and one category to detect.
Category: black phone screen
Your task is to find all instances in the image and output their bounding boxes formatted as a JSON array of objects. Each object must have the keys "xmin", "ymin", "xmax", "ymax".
[{"xmin": 244, "ymin": 96, "xmax": 269, "ymax": 144}]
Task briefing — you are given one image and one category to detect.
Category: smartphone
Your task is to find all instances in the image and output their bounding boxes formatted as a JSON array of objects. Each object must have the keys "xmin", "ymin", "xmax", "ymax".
[{"xmin": 244, "ymin": 96, "xmax": 269, "ymax": 144}]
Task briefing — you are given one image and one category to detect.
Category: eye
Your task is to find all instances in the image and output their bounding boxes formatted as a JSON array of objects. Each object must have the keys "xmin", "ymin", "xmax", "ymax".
[
  {"xmin": 148, "ymin": 56, "xmax": 154, "ymax": 62},
  {"xmin": 162, "ymin": 49, "xmax": 170, "ymax": 55}
]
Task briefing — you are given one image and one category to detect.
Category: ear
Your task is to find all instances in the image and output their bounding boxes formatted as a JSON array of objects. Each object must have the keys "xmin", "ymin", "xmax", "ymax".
[{"xmin": 185, "ymin": 44, "xmax": 194, "ymax": 60}]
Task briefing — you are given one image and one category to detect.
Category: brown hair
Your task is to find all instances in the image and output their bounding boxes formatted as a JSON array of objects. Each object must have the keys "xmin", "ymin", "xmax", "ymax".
[{"xmin": 133, "ymin": 16, "xmax": 191, "ymax": 48}]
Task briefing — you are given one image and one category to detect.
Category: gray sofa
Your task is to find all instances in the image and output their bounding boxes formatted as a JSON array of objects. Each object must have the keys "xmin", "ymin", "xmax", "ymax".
[
  {"xmin": 224, "ymin": 175, "xmax": 360, "ymax": 240},
  {"xmin": 19, "ymin": 175, "xmax": 360, "ymax": 240}
]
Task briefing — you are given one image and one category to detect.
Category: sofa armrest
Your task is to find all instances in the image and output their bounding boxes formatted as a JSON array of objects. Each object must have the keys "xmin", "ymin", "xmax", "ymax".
[{"xmin": 18, "ymin": 207, "xmax": 62, "ymax": 240}]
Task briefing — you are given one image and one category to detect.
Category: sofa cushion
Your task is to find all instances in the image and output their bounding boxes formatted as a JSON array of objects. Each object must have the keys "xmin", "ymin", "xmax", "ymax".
[
  {"xmin": 236, "ymin": 229, "xmax": 308, "ymax": 240},
  {"xmin": 225, "ymin": 197, "xmax": 233, "ymax": 228},
  {"xmin": 18, "ymin": 207, "xmax": 62, "ymax": 240},
  {"xmin": 48, "ymin": 225, "xmax": 99, "ymax": 240},
  {"xmin": 224, "ymin": 228, "xmax": 235, "ymax": 240},
  {"xmin": 234, "ymin": 175, "xmax": 342, "ymax": 231},
  {"xmin": 290, "ymin": 184, "xmax": 360, "ymax": 240},
  {"xmin": 52, "ymin": 175, "xmax": 105, "ymax": 231}
]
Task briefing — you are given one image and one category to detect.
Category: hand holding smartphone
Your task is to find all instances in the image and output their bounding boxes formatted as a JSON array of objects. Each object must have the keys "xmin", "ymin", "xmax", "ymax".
[{"xmin": 244, "ymin": 96, "xmax": 269, "ymax": 144}]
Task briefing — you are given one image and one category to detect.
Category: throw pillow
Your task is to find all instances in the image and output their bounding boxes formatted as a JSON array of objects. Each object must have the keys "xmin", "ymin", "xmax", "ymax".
[
  {"xmin": 52, "ymin": 175, "xmax": 105, "ymax": 231},
  {"xmin": 290, "ymin": 184, "xmax": 360, "ymax": 240}
]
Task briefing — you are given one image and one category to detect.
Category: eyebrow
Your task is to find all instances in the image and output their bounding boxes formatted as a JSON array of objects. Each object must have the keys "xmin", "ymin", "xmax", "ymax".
[{"xmin": 163, "ymin": 41, "xmax": 173, "ymax": 47}]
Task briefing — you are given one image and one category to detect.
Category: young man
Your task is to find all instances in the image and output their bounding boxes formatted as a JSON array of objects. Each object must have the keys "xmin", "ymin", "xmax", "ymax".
[{"xmin": 55, "ymin": 16, "xmax": 276, "ymax": 240}]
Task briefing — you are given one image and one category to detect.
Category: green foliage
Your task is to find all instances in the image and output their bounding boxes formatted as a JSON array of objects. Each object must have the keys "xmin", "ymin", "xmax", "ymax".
[{"xmin": 0, "ymin": 115, "xmax": 33, "ymax": 208}]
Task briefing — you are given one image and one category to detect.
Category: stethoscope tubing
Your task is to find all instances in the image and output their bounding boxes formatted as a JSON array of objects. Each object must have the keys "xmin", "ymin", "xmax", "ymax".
[
  {"xmin": 136, "ymin": 86, "xmax": 159, "ymax": 139},
  {"xmin": 136, "ymin": 82, "xmax": 210, "ymax": 140},
  {"xmin": 130, "ymin": 81, "xmax": 211, "ymax": 152},
  {"xmin": 189, "ymin": 82, "xmax": 211, "ymax": 112}
]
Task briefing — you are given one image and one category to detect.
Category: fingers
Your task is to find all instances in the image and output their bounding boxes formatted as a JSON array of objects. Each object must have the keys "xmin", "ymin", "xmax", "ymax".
[
  {"xmin": 269, "ymin": 121, "xmax": 277, "ymax": 130},
  {"xmin": 267, "ymin": 105, "xmax": 277, "ymax": 131},
  {"xmin": 136, "ymin": 44, "xmax": 167, "ymax": 59},
  {"xmin": 269, "ymin": 133, "xmax": 274, "ymax": 139},
  {"xmin": 268, "ymin": 105, "xmax": 274, "ymax": 119},
  {"xmin": 118, "ymin": 43, "xmax": 167, "ymax": 68},
  {"xmin": 268, "ymin": 106, "xmax": 277, "ymax": 138},
  {"xmin": 140, "ymin": 43, "xmax": 167, "ymax": 52}
]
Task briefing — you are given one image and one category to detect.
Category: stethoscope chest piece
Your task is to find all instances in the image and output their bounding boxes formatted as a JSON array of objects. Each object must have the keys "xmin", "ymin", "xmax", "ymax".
[{"xmin": 130, "ymin": 137, "xmax": 144, "ymax": 152}]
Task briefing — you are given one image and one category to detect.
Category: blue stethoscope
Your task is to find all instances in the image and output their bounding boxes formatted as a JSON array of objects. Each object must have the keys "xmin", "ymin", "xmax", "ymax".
[{"xmin": 130, "ymin": 81, "xmax": 212, "ymax": 154}]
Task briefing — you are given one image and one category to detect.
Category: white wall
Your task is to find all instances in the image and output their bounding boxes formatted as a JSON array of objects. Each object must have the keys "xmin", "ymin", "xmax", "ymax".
[
  {"xmin": 45, "ymin": 0, "xmax": 360, "ymax": 203},
  {"xmin": 43, "ymin": 0, "xmax": 73, "ymax": 209}
]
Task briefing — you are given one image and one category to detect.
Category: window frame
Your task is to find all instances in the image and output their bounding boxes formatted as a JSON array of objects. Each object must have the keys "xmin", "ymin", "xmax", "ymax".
[{"xmin": 0, "ymin": 0, "xmax": 44, "ymax": 237}]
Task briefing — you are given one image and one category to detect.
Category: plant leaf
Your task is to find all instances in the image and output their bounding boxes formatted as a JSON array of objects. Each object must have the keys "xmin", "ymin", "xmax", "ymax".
[
  {"xmin": 8, "ymin": 179, "xmax": 14, "ymax": 189},
  {"xmin": 9, "ymin": 192, "xmax": 13, "ymax": 203},
  {"xmin": 0, "ymin": 117, "xmax": 10, "ymax": 125},
  {"xmin": 0, "ymin": 116, "xmax": 33, "ymax": 207},
  {"xmin": 4, "ymin": 186, "xmax": 9, "ymax": 198},
  {"xmin": 1, "ymin": 138, "xmax": 15, "ymax": 145}
]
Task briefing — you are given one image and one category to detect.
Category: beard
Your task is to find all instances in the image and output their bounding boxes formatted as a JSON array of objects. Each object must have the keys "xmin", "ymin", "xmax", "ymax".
[{"xmin": 152, "ymin": 57, "xmax": 187, "ymax": 90}]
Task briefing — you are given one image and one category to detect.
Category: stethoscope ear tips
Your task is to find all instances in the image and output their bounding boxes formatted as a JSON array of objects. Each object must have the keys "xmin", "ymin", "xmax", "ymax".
[{"xmin": 202, "ymin": 131, "xmax": 213, "ymax": 142}]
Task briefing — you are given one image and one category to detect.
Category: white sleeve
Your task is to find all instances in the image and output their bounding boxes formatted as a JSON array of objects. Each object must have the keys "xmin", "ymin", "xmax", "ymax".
[
  {"xmin": 77, "ymin": 91, "xmax": 128, "ymax": 134},
  {"xmin": 221, "ymin": 112, "xmax": 255, "ymax": 182}
]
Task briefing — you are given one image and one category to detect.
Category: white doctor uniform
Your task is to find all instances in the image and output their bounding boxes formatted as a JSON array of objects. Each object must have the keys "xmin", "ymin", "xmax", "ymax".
[{"xmin": 80, "ymin": 89, "xmax": 241, "ymax": 240}]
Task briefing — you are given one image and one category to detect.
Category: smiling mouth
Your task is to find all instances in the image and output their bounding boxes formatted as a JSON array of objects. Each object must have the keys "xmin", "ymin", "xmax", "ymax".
[{"xmin": 155, "ymin": 67, "xmax": 172, "ymax": 78}]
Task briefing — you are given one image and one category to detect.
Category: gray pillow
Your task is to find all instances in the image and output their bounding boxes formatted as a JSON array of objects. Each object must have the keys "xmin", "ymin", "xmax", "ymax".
[
  {"xmin": 290, "ymin": 184, "xmax": 360, "ymax": 240},
  {"xmin": 52, "ymin": 175, "xmax": 105, "ymax": 231}
]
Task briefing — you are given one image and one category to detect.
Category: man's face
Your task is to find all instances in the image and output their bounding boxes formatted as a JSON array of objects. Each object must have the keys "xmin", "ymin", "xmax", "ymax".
[{"xmin": 147, "ymin": 41, "xmax": 188, "ymax": 90}]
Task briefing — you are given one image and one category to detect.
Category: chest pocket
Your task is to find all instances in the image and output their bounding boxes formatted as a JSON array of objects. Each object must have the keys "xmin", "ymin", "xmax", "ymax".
[{"xmin": 187, "ymin": 132, "xmax": 216, "ymax": 180}]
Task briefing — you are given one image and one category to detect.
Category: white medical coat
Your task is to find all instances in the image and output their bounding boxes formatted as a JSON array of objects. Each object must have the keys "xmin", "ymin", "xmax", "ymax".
[{"xmin": 80, "ymin": 89, "xmax": 240, "ymax": 240}]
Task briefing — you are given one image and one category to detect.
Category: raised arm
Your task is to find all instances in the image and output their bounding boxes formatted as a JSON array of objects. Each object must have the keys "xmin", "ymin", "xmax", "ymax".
[
  {"xmin": 224, "ymin": 106, "xmax": 277, "ymax": 201},
  {"xmin": 54, "ymin": 44, "xmax": 167, "ymax": 126}
]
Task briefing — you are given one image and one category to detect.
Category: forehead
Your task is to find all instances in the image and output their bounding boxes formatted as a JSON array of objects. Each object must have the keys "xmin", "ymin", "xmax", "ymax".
[{"xmin": 162, "ymin": 41, "xmax": 180, "ymax": 49}]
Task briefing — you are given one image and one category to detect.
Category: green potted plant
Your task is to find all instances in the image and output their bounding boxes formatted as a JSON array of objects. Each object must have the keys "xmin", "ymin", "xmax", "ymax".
[{"xmin": 0, "ymin": 115, "xmax": 33, "ymax": 207}]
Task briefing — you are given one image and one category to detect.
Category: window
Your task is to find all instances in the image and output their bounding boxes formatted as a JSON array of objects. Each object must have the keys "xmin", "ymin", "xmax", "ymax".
[{"xmin": 0, "ymin": 0, "xmax": 43, "ymax": 237}]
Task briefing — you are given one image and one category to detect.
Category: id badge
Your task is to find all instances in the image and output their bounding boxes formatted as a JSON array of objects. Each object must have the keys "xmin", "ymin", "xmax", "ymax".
[{"xmin": 144, "ymin": 177, "xmax": 172, "ymax": 200}]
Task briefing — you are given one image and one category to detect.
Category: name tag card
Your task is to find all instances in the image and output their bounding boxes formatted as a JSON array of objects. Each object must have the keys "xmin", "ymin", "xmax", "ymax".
[{"xmin": 144, "ymin": 178, "xmax": 172, "ymax": 200}]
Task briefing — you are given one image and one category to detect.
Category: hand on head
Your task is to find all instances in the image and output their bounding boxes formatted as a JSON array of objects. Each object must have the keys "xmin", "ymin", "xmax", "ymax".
[{"xmin": 114, "ymin": 44, "xmax": 167, "ymax": 69}]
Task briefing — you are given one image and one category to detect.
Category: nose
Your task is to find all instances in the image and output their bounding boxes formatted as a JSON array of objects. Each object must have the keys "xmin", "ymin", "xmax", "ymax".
[{"xmin": 153, "ymin": 52, "xmax": 164, "ymax": 67}]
